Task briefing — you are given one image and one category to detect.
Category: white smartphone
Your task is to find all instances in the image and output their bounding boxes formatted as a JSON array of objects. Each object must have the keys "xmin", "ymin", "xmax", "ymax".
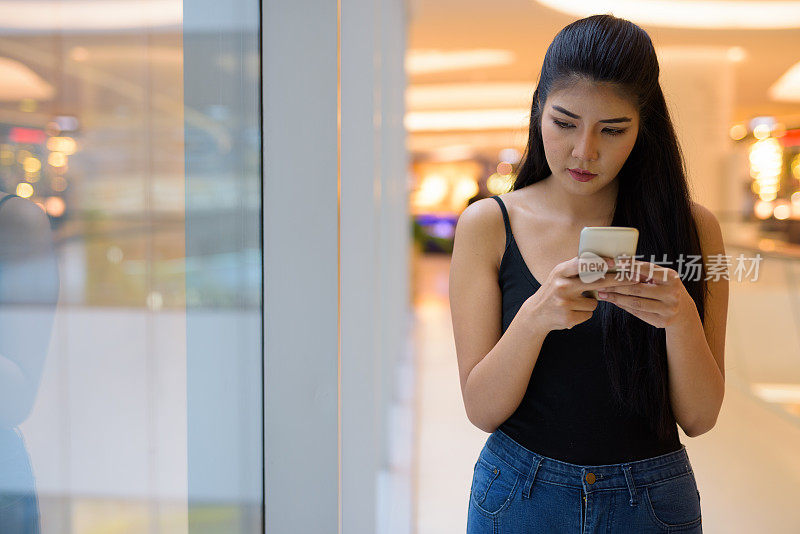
[{"xmin": 578, "ymin": 226, "xmax": 639, "ymax": 299}]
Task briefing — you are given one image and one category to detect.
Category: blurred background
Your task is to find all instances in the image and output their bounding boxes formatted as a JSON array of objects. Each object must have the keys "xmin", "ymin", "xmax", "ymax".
[{"xmin": 0, "ymin": 0, "xmax": 798, "ymax": 533}]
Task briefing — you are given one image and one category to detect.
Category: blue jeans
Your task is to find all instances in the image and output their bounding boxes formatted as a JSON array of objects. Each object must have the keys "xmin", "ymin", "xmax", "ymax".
[
  {"xmin": 0, "ymin": 428, "xmax": 40, "ymax": 534},
  {"xmin": 467, "ymin": 428, "xmax": 702, "ymax": 533}
]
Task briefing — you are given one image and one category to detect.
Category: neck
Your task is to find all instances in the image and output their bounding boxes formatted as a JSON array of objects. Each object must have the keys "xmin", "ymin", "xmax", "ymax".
[{"xmin": 541, "ymin": 173, "xmax": 618, "ymax": 227}]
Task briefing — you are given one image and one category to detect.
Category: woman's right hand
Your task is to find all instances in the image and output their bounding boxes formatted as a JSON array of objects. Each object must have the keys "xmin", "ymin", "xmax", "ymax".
[{"xmin": 525, "ymin": 256, "xmax": 641, "ymax": 332}]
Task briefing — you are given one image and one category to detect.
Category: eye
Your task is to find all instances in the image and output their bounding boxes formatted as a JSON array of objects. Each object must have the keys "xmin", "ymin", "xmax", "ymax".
[{"xmin": 552, "ymin": 119, "xmax": 627, "ymax": 136}]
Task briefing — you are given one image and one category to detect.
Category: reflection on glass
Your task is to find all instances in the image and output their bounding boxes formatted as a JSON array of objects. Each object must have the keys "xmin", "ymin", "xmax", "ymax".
[
  {"xmin": 0, "ymin": 193, "xmax": 58, "ymax": 533},
  {"xmin": 0, "ymin": 1, "xmax": 262, "ymax": 532}
]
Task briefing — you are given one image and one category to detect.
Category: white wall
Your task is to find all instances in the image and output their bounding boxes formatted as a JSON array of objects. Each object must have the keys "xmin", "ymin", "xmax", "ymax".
[{"xmin": 658, "ymin": 46, "xmax": 737, "ymax": 215}]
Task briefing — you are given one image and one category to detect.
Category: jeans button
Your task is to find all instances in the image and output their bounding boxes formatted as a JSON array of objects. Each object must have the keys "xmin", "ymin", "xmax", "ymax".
[{"xmin": 585, "ymin": 472, "xmax": 596, "ymax": 484}]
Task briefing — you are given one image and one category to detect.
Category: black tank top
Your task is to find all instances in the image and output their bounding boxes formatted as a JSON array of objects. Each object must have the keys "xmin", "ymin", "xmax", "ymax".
[{"xmin": 490, "ymin": 194, "xmax": 682, "ymax": 465}]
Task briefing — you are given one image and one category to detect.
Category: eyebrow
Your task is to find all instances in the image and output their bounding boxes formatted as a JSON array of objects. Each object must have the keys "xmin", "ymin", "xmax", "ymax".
[{"xmin": 551, "ymin": 105, "xmax": 632, "ymax": 124}]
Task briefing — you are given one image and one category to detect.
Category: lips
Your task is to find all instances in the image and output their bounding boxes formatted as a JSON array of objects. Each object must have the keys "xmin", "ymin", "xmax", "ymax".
[
  {"xmin": 568, "ymin": 168, "xmax": 597, "ymax": 182},
  {"xmin": 568, "ymin": 168, "xmax": 596, "ymax": 176}
]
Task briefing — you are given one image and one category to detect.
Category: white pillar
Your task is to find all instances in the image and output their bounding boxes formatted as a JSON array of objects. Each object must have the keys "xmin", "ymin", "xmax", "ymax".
[
  {"xmin": 263, "ymin": 0, "xmax": 339, "ymax": 531},
  {"xmin": 263, "ymin": 0, "xmax": 411, "ymax": 532},
  {"xmin": 340, "ymin": 0, "xmax": 382, "ymax": 529},
  {"xmin": 376, "ymin": 1, "xmax": 413, "ymax": 532}
]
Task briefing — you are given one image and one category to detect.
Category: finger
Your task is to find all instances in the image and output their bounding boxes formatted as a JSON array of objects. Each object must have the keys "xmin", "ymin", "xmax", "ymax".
[
  {"xmin": 573, "ymin": 295, "xmax": 601, "ymax": 311},
  {"xmin": 599, "ymin": 290, "xmax": 664, "ymax": 314},
  {"xmin": 560, "ymin": 256, "xmax": 584, "ymax": 278},
  {"xmin": 601, "ymin": 295, "xmax": 666, "ymax": 326},
  {"xmin": 580, "ymin": 274, "xmax": 640, "ymax": 291},
  {"xmin": 622, "ymin": 259, "xmax": 673, "ymax": 284},
  {"xmin": 602, "ymin": 281, "xmax": 657, "ymax": 296},
  {"xmin": 608, "ymin": 268, "xmax": 649, "ymax": 282}
]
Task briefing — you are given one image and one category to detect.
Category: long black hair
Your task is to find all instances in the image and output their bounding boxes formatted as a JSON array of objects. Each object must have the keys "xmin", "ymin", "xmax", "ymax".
[{"xmin": 512, "ymin": 14, "xmax": 708, "ymax": 440}]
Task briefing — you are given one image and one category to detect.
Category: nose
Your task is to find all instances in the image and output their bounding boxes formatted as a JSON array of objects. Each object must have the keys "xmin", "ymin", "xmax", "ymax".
[{"xmin": 571, "ymin": 130, "xmax": 599, "ymax": 162}]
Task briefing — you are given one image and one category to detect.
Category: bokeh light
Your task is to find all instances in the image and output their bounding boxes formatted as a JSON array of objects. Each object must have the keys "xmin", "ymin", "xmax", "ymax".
[
  {"xmin": 729, "ymin": 124, "xmax": 747, "ymax": 141},
  {"xmin": 44, "ymin": 196, "xmax": 66, "ymax": 217},
  {"xmin": 16, "ymin": 182, "xmax": 34, "ymax": 198}
]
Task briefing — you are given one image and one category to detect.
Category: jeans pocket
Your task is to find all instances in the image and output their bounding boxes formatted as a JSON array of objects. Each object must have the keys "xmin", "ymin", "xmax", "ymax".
[
  {"xmin": 644, "ymin": 472, "xmax": 702, "ymax": 529},
  {"xmin": 469, "ymin": 451, "xmax": 520, "ymax": 517}
]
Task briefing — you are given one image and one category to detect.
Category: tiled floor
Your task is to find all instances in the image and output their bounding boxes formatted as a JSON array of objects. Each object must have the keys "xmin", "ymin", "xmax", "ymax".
[{"xmin": 413, "ymin": 252, "xmax": 800, "ymax": 534}]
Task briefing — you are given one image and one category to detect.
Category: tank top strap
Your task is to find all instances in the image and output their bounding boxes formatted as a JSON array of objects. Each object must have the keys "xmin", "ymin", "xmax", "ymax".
[
  {"xmin": 0, "ymin": 193, "xmax": 19, "ymax": 210},
  {"xmin": 491, "ymin": 195, "xmax": 512, "ymax": 250}
]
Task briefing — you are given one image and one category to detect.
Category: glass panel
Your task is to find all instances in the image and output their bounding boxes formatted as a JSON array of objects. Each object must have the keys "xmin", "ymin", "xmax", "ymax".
[{"xmin": 0, "ymin": 2, "xmax": 262, "ymax": 533}]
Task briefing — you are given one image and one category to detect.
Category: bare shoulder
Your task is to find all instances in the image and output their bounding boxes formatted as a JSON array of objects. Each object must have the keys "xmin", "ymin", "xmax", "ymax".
[
  {"xmin": 689, "ymin": 200, "xmax": 716, "ymax": 225},
  {"xmin": 689, "ymin": 201, "xmax": 725, "ymax": 256},
  {"xmin": 451, "ymin": 196, "xmax": 507, "ymax": 272}
]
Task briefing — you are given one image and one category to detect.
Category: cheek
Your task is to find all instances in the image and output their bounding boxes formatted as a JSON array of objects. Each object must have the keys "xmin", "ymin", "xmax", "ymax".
[
  {"xmin": 609, "ymin": 139, "xmax": 637, "ymax": 167},
  {"xmin": 540, "ymin": 125, "xmax": 565, "ymax": 154}
]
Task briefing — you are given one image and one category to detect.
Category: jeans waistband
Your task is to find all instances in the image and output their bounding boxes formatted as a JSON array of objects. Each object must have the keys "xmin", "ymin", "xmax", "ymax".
[{"xmin": 485, "ymin": 428, "xmax": 692, "ymax": 499}]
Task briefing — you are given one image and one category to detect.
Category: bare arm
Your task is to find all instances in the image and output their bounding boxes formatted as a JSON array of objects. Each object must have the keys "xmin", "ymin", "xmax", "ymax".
[
  {"xmin": 665, "ymin": 202, "xmax": 728, "ymax": 437},
  {"xmin": 449, "ymin": 199, "xmax": 548, "ymax": 432},
  {"xmin": 461, "ymin": 298, "xmax": 551, "ymax": 433}
]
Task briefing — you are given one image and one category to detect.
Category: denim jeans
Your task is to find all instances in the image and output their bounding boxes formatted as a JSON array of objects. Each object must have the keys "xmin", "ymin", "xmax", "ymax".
[
  {"xmin": 0, "ymin": 427, "xmax": 40, "ymax": 534},
  {"xmin": 467, "ymin": 428, "xmax": 702, "ymax": 533},
  {"xmin": 0, "ymin": 492, "xmax": 40, "ymax": 534}
]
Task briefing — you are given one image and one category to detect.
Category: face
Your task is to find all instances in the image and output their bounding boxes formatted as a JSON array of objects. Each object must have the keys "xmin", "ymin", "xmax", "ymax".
[{"xmin": 540, "ymin": 79, "xmax": 640, "ymax": 191}]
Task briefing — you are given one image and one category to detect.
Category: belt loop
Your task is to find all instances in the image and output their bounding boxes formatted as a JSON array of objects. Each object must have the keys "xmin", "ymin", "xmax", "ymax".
[
  {"xmin": 522, "ymin": 455, "xmax": 542, "ymax": 499},
  {"xmin": 622, "ymin": 465, "xmax": 638, "ymax": 507}
]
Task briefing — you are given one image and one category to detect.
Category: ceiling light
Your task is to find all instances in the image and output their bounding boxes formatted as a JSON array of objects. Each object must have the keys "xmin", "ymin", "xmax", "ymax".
[
  {"xmin": 406, "ymin": 49, "xmax": 515, "ymax": 75},
  {"xmin": 727, "ymin": 46, "xmax": 747, "ymax": 62},
  {"xmin": 428, "ymin": 145, "xmax": 477, "ymax": 162},
  {"xmin": 0, "ymin": 0, "xmax": 181, "ymax": 31},
  {"xmin": 406, "ymin": 82, "xmax": 535, "ymax": 111},
  {"xmin": 405, "ymin": 109, "xmax": 529, "ymax": 132},
  {"xmin": 533, "ymin": 0, "xmax": 800, "ymax": 29},
  {"xmin": 0, "ymin": 57, "xmax": 54, "ymax": 101},
  {"xmin": 769, "ymin": 60, "xmax": 800, "ymax": 102},
  {"xmin": 751, "ymin": 383, "xmax": 800, "ymax": 404}
]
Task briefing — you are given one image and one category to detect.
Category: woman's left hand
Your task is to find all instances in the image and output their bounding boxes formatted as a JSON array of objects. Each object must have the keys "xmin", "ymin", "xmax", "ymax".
[{"xmin": 597, "ymin": 258, "xmax": 694, "ymax": 329}]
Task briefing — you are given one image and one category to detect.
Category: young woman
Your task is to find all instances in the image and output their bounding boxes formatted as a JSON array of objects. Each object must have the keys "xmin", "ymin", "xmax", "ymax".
[{"xmin": 449, "ymin": 14, "xmax": 728, "ymax": 533}]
